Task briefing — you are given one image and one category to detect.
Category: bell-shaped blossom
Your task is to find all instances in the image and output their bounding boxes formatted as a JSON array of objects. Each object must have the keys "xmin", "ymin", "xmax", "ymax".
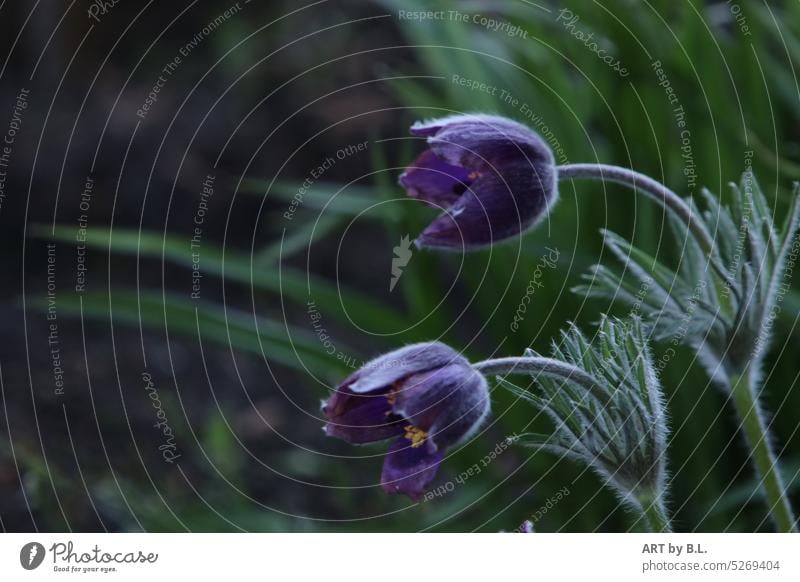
[
  {"xmin": 323, "ymin": 342, "xmax": 490, "ymax": 499},
  {"xmin": 400, "ymin": 114, "xmax": 557, "ymax": 249}
]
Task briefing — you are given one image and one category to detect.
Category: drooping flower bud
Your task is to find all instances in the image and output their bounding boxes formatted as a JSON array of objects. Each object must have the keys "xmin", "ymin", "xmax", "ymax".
[
  {"xmin": 400, "ymin": 114, "xmax": 557, "ymax": 249},
  {"xmin": 322, "ymin": 342, "xmax": 490, "ymax": 500}
]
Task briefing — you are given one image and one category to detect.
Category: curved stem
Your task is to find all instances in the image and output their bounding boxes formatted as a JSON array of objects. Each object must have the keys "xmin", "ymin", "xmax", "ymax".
[
  {"xmin": 560, "ymin": 161, "xmax": 713, "ymax": 246},
  {"xmin": 483, "ymin": 355, "xmax": 675, "ymax": 530},
  {"xmin": 474, "ymin": 356, "xmax": 595, "ymax": 384},
  {"xmin": 557, "ymin": 163, "xmax": 710, "ymax": 252},
  {"xmin": 557, "ymin": 163, "xmax": 738, "ymax": 298},
  {"xmin": 474, "ymin": 356, "xmax": 601, "ymax": 397},
  {"xmin": 637, "ymin": 492, "xmax": 672, "ymax": 533},
  {"xmin": 730, "ymin": 371, "xmax": 797, "ymax": 532}
]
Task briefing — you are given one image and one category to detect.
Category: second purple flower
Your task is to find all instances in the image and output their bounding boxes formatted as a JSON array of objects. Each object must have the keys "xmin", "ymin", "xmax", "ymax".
[{"xmin": 322, "ymin": 342, "xmax": 490, "ymax": 500}]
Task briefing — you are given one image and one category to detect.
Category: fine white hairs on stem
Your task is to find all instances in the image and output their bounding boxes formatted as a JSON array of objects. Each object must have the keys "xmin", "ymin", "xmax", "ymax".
[
  {"xmin": 486, "ymin": 316, "xmax": 672, "ymax": 532},
  {"xmin": 574, "ymin": 172, "xmax": 800, "ymax": 531}
]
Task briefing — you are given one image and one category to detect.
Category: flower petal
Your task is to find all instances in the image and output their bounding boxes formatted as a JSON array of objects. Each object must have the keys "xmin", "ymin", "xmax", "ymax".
[
  {"xmin": 416, "ymin": 164, "xmax": 555, "ymax": 249},
  {"xmin": 409, "ymin": 114, "xmax": 557, "ymax": 249},
  {"xmin": 381, "ymin": 436, "xmax": 444, "ymax": 499},
  {"xmin": 409, "ymin": 120, "xmax": 444, "ymax": 137},
  {"xmin": 392, "ymin": 364, "xmax": 490, "ymax": 451},
  {"xmin": 421, "ymin": 114, "xmax": 554, "ymax": 172},
  {"xmin": 349, "ymin": 342, "xmax": 468, "ymax": 394},
  {"xmin": 428, "ymin": 369, "xmax": 490, "ymax": 450},
  {"xmin": 399, "ymin": 149, "xmax": 472, "ymax": 208},
  {"xmin": 323, "ymin": 386, "xmax": 404, "ymax": 443}
]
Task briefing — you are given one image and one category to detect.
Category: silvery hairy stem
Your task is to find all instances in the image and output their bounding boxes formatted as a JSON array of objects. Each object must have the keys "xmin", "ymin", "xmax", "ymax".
[{"xmin": 557, "ymin": 163, "xmax": 731, "ymax": 287}]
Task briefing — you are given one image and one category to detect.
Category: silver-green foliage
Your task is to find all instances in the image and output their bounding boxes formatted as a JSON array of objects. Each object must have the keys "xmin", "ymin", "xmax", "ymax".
[
  {"xmin": 575, "ymin": 173, "xmax": 800, "ymax": 389},
  {"xmin": 501, "ymin": 316, "xmax": 668, "ymax": 511}
]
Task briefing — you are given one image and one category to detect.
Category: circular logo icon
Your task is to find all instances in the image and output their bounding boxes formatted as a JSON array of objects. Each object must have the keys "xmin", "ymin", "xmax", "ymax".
[{"xmin": 19, "ymin": 542, "xmax": 46, "ymax": 570}]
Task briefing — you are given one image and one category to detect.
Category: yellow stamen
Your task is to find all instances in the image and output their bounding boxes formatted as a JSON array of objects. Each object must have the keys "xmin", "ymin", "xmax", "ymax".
[
  {"xmin": 386, "ymin": 382, "xmax": 402, "ymax": 406},
  {"xmin": 404, "ymin": 425, "xmax": 428, "ymax": 448}
]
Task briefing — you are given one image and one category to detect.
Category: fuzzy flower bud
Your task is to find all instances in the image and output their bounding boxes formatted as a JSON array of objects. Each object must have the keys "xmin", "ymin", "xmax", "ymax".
[
  {"xmin": 322, "ymin": 342, "xmax": 490, "ymax": 500},
  {"xmin": 400, "ymin": 114, "xmax": 557, "ymax": 249}
]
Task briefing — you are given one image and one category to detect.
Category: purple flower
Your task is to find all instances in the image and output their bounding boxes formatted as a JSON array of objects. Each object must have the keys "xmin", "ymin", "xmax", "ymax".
[
  {"xmin": 399, "ymin": 114, "xmax": 557, "ymax": 249},
  {"xmin": 322, "ymin": 342, "xmax": 490, "ymax": 500}
]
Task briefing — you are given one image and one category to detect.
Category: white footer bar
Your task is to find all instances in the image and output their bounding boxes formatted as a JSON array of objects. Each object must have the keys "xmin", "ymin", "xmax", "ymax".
[{"xmin": 1, "ymin": 533, "xmax": 798, "ymax": 581}]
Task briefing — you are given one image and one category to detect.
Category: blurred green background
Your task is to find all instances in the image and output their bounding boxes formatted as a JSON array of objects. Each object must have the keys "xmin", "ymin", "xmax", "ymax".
[{"xmin": 2, "ymin": 0, "xmax": 799, "ymax": 532}]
